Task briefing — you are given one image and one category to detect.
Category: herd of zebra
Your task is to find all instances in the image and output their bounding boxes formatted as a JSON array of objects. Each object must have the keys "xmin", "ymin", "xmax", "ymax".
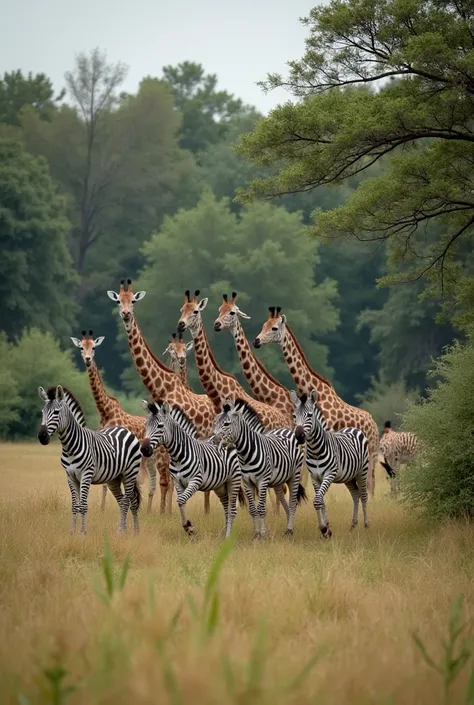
[{"xmin": 36, "ymin": 281, "xmax": 419, "ymax": 540}]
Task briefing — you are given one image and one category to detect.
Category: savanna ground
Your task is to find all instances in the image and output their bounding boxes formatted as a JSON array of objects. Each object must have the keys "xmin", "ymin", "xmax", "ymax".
[{"xmin": 1, "ymin": 443, "xmax": 474, "ymax": 705}]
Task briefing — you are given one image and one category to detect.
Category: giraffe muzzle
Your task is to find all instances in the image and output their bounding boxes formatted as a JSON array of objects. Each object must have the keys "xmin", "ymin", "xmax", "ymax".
[
  {"xmin": 177, "ymin": 320, "xmax": 186, "ymax": 332},
  {"xmin": 141, "ymin": 439, "xmax": 154, "ymax": 458},
  {"xmin": 213, "ymin": 321, "xmax": 222, "ymax": 332},
  {"xmin": 37, "ymin": 425, "xmax": 50, "ymax": 446},
  {"xmin": 253, "ymin": 337, "xmax": 261, "ymax": 349}
]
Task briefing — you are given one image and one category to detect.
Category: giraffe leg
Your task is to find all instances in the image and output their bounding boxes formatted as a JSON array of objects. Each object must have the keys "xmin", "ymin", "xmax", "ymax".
[
  {"xmin": 157, "ymin": 456, "xmax": 169, "ymax": 515},
  {"xmin": 204, "ymin": 491, "xmax": 211, "ymax": 514}
]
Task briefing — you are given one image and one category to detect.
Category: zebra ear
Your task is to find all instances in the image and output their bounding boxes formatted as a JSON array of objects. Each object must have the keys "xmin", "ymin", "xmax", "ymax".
[
  {"xmin": 162, "ymin": 401, "xmax": 171, "ymax": 415},
  {"xmin": 289, "ymin": 390, "xmax": 299, "ymax": 406},
  {"xmin": 141, "ymin": 399, "xmax": 149, "ymax": 411},
  {"xmin": 38, "ymin": 386, "xmax": 48, "ymax": 402},
  {"xmin": 56, "ymin": 385, "xmax": 65, "ymax": 403},
  {"xmin": 310, "ymin": 389, "xmax": 319, "ymax": 404},
  {"xmin": 222, "ymin": 398, "xmax": 234, "ymax": 413}
]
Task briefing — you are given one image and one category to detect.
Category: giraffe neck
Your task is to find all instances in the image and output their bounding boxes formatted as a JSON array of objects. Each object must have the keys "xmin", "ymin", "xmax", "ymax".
[
  {"xmin": 191, "ymin": 320, "xmax": 236, "ymax": 407},
  {"xmin": 169, "ymin": 359, "xmax": 189, "ymax": 389},
  {"xmin": 282, "ymin": 325, "xmax": 333, "ymax": 396},
  {"xmin": 231, "ymin": 320, "xmax": 288, "ymax": 404},
  {"xmin": 125, "ymin": 316, "xmax": 180, "ymax": 398},
  {"xmin": 87, "ymin": 363, "xmax": 118, "ymax": 421}
]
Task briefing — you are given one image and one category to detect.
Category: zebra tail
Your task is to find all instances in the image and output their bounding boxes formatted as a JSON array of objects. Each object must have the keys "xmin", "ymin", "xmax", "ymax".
[
  {"xmin": 133, "ymin": 480, "xmax": 142, "ymax": 510},
  {"xmin": 238, "ymin": 486, "xmax": 246, "ymax": 508},
  {"xmin": 380, "ymin": 460, "xmax": 396, "ymax": 478},
  {"xmin": 297, "ymin": 483, "xmax": 308, "ymax": 504}
]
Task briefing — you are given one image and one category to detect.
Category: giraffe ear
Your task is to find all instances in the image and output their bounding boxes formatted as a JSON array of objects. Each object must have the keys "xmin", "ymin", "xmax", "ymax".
[
  {"xmin": 237, "ymin": 308, "xmax": 251, "ymax": 320},
  {"xmin": 107, "ymin": 290, "xmax": 119, "ymax": 302},
  {"xmin": 132, "ymin": 291, "xmax": 146, "ymax": 302},
  {"xmin": 141, "ymin": 399, "xmax": 150, "ymax": 411},
  {"xmin": 280, "ymin": 314, "xmax": 287, "ymax": 324},
  {"xmin": 185, "ymin": 341, "xmax": 194, "ymax": 352},
  {"xmin": 289, "ymin": 390, "xmax": 299, "ymax": 406},
  {"xmin": 70, "ymin": 337, "xmax": 82, "ymax": 348},
  {"xmin": 197, "ymin": 298, "xmax": 208, "ymax": 312},
  {"xmin": 93, "ymin": 336, "xmax": 105, "ymax": 347}
]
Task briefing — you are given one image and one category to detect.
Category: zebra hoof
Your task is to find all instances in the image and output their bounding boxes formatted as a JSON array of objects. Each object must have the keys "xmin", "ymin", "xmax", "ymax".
[
  {"xmin": 320, "ymin": 526, "xmax": 332, "ymax": 539},
  {"xmin": 284, "ymin": 529, "xmax": 294, "ymax": 536},
  {"xmin": 252, "ymin": 532, "xmax": 261, "ymax": 541}
]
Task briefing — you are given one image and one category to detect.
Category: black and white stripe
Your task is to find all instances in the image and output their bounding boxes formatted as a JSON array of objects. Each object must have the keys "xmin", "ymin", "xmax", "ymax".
[
  {"xmin": 37, "ymin": 385, "xmax": 142, "ymax": 535},
  {"xmin": 291, "ymin": 389, "xmax": 369, "ymax": 538},
  {"xmin": 212, "ymin": 398, "xmax": 306, "ymax": 539},
  {"xmin": 141, "ymin": 400, "xmax": 243, "ymax": 537}
]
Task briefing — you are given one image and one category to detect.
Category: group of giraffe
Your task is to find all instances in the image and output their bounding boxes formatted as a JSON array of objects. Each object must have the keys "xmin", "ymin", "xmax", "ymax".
[{"xmin": 70, "ymin": 280, "xmax": 386, "ymax": 519}]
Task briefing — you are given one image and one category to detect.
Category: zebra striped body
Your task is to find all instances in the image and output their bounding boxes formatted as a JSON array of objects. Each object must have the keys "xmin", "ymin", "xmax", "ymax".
[
  {"xmin": 291, "ymin": 389, "xmax": 369, "ymax": 538},
  {"xmin": 379, "ymin": 430, "xmax": 418, "ymax": 495},
  {"xmin": 213, "ymin": 398, "xmax": 305, "ymax": 538},
  {"xmin": 141, "ymin": 400, "xmax": 242, "ymax": 537},
  {"xmin": 37, "ymin": 385, "xmax": 142, "ymax": 534}
]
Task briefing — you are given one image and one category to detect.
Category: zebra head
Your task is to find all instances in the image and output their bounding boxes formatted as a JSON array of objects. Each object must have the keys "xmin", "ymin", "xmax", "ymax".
[
  {"xmin": 141, "ymin": 400, "xmax": 170, "ymax": 456},
  {"xmin": 177, "ymin": 289, "xmax": 208, "ymax": 336},
  {"xmin": 214, "ymin": 292, "xmax": 251, "ymax": 332},
  {"xmin": 107, "ymin": 279, "xmax": 146, "ymax": 331},
  {"xmin": 290, "ymin": 389, "xmax": 325, "ymax": 444},
  {"xmin": 70, "ymin": 330, "xmax": 105, "ymax": 368},
  {"xmin": 37, "ymin": 385, "xmax": 68, "ymax": 444},
  {"xmin": 253, "ymin": 306, "xmax": 286, "ymax": 348},
  {"xmin": 213, "ymin": 398, "xmax": 240, "ymax": 447}
]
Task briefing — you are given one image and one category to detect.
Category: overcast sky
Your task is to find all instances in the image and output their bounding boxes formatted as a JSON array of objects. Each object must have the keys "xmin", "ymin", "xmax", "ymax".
[{"xmin": 1, "ymin": 0, "xmax": 318, "ymax": 114}]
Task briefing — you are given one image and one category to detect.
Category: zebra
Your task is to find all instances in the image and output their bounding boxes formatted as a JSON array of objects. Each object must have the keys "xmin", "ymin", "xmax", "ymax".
[
  {"xmin": 212, "ymin": 398, "xmax": 307, "ymax": 539},
  {"xmin": 37, "ymin": 385, "xmax": 142, "ymax": 535},
  {"xmin": 140, "ymin": 400, "xmax": 244, "ymax": 538},
  {"xmin": 379, "ymin": 421, "xmax": 418, "ymax": 495},
  {"xmin": 291, "ymin": 389, "xmax": 369, "ymax": 538}
]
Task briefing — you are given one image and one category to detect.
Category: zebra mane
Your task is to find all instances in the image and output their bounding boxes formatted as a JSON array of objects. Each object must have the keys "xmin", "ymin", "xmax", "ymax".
[
  {"xmin": 232, "ymin": 398, "xmax": 265, "ymax": 433},
  {"xmin": 46, "ymin": 386, "xmax": 87, "ymax": 427},
  {"xmin": 148, "ymin": 399, "xmax": 198, "ymax": 438}
]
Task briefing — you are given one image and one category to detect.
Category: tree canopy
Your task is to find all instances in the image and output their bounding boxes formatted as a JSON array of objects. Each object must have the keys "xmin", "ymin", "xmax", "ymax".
[{"xmin": 236, "ymin": 0, "xmax": 474, "ymax": 309}]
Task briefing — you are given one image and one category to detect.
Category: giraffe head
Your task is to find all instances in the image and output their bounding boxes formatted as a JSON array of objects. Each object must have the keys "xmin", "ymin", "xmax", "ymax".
[
  {"xmin": 70, "ymin": 330, "xmax": 105, "ymax": 368},
  {"xmin": 107, "ymin": 279, "xmax": 146, "ymax": 330},
  {"xmin": 213, "ymin": 292, "xmax": 251, "ymax": 333},
  {"xmin": 177, "ymin": 289, "xmax": 208, "ymax": 335},
  {"xmin": 163, "ymin": 332, "xmax": 193, "ymax": 374},
  {"xmin": 253, "ymin": 306, "xmax": 286, "ymax": 348}
]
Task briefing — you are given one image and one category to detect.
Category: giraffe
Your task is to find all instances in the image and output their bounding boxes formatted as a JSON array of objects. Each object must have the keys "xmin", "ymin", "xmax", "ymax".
[
  {"xmin": 213, "ymin": 292, "xmax": 309, "ymax": 491},
  {"xmin": 253, "ymin": 306, "xmax": 380, "ymax": 496},
  {"xmin": 163, "ymin": 332, "xmax": 194, "ymax": 389},
  {"xmin": 106, "ymin": 279, "xmax": 213, "ymax": 515},
  {"xmin": 177, "ymin": 289, "xmax": 292, "ymax": 513},
  {"xmin": 70, "ymin": 330, "xmax": 171, "ymax": 514}
]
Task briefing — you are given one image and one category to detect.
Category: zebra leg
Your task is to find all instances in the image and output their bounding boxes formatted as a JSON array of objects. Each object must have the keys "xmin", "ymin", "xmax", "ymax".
[
  {"xmin": 345, "ymin": 478, "xmax": 360, "ymax": 530},
  {"xmin": 283, "ymin": 472, "xmax": 300, "ymax": 536},
  {"xmin": 175, "ymin": 477, "xmax": 202, "ymax": 536},
  {"xmin": 312, "ymin": 477, "xmax": 333, "ymax": 539},
  {"xmin": 256, "ymin": 477, "xmax": 270, "ymax": 538},
  {"xmin": 213, "ymin": 485, "xmax": 230, "ymax": 537},
  {"xmin": 67, "ymin": 476, "xmax": 80, "ymax": 534},
  {"xmin": 156, "ymin": 454, "xmax": 169, "ymax": 515},
  {"xmin": 106, "ymin": 477, "xmax": 125, "ymax": 508},
  {"xmin": 121, "ymin": 472, "xmax": 141, "ymax": 535},
  {"xmin": 275, "ymin": 485, "xmax": 290, "ymax": 519},
  {"xmin": 145, "ymin": 455, "xmax": 157, "ymax": 513},
  {"xmin": 244, "ymin": 480, "xmax": 260, "ymax": 539},
  {"xmin": 225, "ymin": 465, "xmax": 241, "ymax": 537},
  {"xmin": 100, "ymin": 484, "xmax": 108, "ymax": 512},
  {"xmin": 358, "ymin": 469, "xmax": 370, "ymax": 529},
  {"xmin": 78, "ymin": 472, "xmax": 93, "ymax": 535}
]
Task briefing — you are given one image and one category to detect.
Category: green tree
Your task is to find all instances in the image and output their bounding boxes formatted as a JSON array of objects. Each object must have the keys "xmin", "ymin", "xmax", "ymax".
[
  {"xmin": 120, "ymin": 189, "xmax": 339, "ymax": 393},
  {"xmin": 0, "ymin": 70, "xmax": 64, "ymax": 127},
  {"xmin": 236, "ymin": 0, "xmax": 474, "ymax": 307},
  {"xmin": 357, "ymin": 375, "xmax": 420, "ymax": 432},
  {"xmin": 0, "ymin": 137, "xmax": 78, "ymax": 341},
  {"xmin": 162, "ymin": 61, "xmax": 244, "ymax": 155},
  {"xmin": 0, "ymin": 329, "xmax": 98, "ymax": 439},
  {"xmin": 401, "ymin": 336, "xmax": 474, "ymax": 518},
  {"xmin": 358, "ymin": 280, "xmax": 457, "ymax": 391}
]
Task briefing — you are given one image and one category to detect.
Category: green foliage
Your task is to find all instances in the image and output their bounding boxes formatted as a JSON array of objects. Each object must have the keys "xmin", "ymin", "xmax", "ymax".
[
  {"xmin": 121, "ymin": 189, "xmax": 339, "ymax": 393},
  {"xmin": 236, "ymin": 0, "xmax": 474, "ymax": 306},
  {"xmin": 357, "ymin": 376, "xmax": 420, "ymax": 432},
  {"xmin": 0, "ymin": 329, "xmax": 97, "ymax": 439},
  {"xmin": 0, "ymin": 70, "xmax": 64, "ymax": 127},
  {"xmin": 358, "ymin": 280, "xmax": 457, "ymax": 391},
  {"xmin": 401, "ymin": 336, "xmax": 474, "ymax": 518},
  {"xmin": 0, "ymin": 137, "xmax": 78, "ymax": 341},
  {"xmin": 413, "ymin": 594, "xmax": 474, "ymax": 705},
  {"xmin": 94, "ymin": 537, "xmax": 131, "ymax": 606},
  {"xmin": 162, "ymin": 61, "xmax": 244, "ymax": 155}
]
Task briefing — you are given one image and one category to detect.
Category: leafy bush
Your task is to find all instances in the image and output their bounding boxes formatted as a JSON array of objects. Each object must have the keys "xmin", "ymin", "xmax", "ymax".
[
  {"xmin": 357, "ymin": 375, "xmax": 420, "ymax": 432},
  {"xmin": 0, "ymin": 329, "xmax": 98, "ymax": 439},
  {"xmin": 400, "ymin": 336, "xmax": 474, "ymax": 518}
]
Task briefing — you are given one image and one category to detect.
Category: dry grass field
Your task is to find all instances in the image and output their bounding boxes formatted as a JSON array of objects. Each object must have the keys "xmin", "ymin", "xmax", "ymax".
[{"xmin": 1, "ymin": 441, "xmax": 474, "ymax": 705}]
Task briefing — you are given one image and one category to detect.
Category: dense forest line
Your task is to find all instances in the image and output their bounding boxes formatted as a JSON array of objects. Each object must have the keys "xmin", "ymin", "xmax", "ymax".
[{"xmin": 0, "ymin": 49, "xmax": 458, "ymax": 440}]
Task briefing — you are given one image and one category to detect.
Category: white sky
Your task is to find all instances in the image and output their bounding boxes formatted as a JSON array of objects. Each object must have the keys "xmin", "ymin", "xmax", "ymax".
[{"xmin": 1, "ymin": 0, "xmax": 320, "ymax": 114}]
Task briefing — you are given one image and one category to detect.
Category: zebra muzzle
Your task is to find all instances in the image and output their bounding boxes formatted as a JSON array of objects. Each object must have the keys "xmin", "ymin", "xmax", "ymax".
[
  {"xmin": 294, "ymin": 426, "xmax": 306, "ymax": 445},
  {"xmin": 37, "ymin": 425, "xmax": 50, "ymax": 446},
  {"xmin": 141, "ymin": 439, "xmax": 154, "ymax": 458}
]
